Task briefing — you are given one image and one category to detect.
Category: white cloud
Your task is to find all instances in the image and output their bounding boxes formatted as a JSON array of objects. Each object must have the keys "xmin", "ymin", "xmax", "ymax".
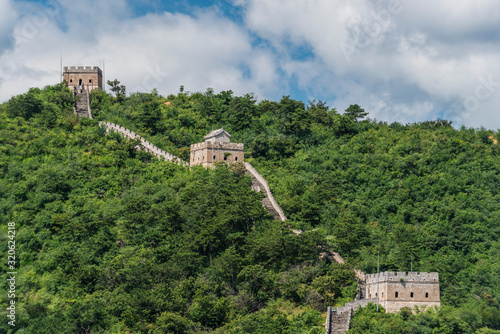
[
  {"xmin": 238, "ymin": 0, "xmax": 500, "ymax": 128},
  {"xmin": 0, "ymin": 0, "xmax": 278, "ymax": 102},
  {"xmin": 2, "ymin": 0, "xmax": 500, "ymax": 128},
  {"xmin": 0, "ymin": 0, "xmax": 17, "ymax": 59}
]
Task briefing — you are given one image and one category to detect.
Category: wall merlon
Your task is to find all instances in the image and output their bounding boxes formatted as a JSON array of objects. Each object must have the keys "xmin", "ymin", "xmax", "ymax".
[
  {"xmin": 98, "ymin": 122, "xmax": 188, "ymax": 166},
  {"xmin": 366, "ymin": 271, "xmax": 439, "ymax": 283}
]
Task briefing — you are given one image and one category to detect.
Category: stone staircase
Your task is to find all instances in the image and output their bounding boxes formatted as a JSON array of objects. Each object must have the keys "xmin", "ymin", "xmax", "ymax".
[
  {"xmin": 323, "ymin": 251, "xmax": 371, "ymax": 334},
  {"xmin": 244, "ymin": 162, "xmax": 287, "ymax": 221},
  {"xmin": 357, "ymin": 281, "xmax": 367, "ymax": 300},
  {"xmin": 73, "ymin": 86, "xmax": 92, "ymax": 119},
  {"xmin": 326, "ymin": 307, "xmax": 352, "ymax": 334},
  {"xmin": 99, "ymin": 122, "xmax": 187, "ymax": 165}
]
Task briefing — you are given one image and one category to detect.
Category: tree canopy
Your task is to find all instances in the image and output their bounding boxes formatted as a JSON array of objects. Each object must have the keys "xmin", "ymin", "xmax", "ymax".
[{"xmin": 0, "ymin": 83, "xmax": 499, "ymax": 333}]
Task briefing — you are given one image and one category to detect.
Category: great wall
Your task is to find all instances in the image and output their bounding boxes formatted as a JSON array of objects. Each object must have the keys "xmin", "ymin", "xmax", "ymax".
[
  {"xmin": 96, "ymin": 120, "xmax": 440, "ymax": 334},
  {"xmin": 98, "ymin": 122, "xmax": 187, "ymax": 165},
  {"xmin": 70, "ymin": 68, "xmax": 439, "ymax": 333}
]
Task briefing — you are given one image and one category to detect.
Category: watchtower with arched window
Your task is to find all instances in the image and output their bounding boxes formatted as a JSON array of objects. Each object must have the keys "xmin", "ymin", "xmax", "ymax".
[
  {"xmin": 63, "ymin": 66, "xmax": 103, "ymax": 92},
  {"xmin": 190, "ymin": 128, "xmax": 244, "ymax": 167},
  {"xmin": 365, "ymin": 271, "xmax": 440, "ymax": 313}
]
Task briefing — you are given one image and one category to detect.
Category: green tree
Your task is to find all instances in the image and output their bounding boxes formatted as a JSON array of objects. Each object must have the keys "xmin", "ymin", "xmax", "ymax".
[
  {"xmin": 344, "ymin": 104, "xmax": 368, "ymax": 122},
  {"xmin": 107, "ymin": 79, "xmax": 126, "ymax": 101}
]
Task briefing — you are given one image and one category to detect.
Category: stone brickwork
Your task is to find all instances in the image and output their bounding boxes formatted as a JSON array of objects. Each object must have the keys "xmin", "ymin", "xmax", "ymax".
[
  {"xmin": 99, "ymin": 122, "xmax": 187, "ymax": 166},
  {"xmin": 325, "ymin": 271, "xmax": 440, "ymax": 333},
  {"xmin": 365, "ymin": 271, "xmax": 440, "ymax": 313},
  {"xmin": 190, "ymin": 141, "xmax": 244, "ymax": 167},
  {"xmin": 63, "ymin": 66, "xmax": 103, "ymax": 91},
  {"xmin": 325, "ymin": 305, "xmax": 353, "ymax": 334},
  {"xmin": 190, "ymin": 128, "xmax": 244, "ymax": 167},
  {"xmin": 74, "ymin": 87, "xmax": 92, "ymax": 119},
  {"xmin": 244, "ymin": 162, "xmax": 287, "ymax": 221}
]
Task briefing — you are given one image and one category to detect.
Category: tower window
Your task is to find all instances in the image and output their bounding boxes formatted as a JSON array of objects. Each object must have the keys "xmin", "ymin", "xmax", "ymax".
[
  {"xmin": 395, "ymin": 292, "xmax": 399, "ymax": 298},
  {"xmin": 70, "ymin": 79, "xmax": 73, "ymax": 83},
  {"xmin": 425, "ymin": 292, "xmax": 429, "ymax": 298},
  {"xmin": 224, "ymin": 156, "xmax": 227, "ymax": 161},
  {"xmin": 213, "ymin": 155, "xmax": 216, "ymax": 159},
  {"xmin": 410, "ymin": 292, "xmax": 414, "ymax": 298},
  {"xmin": 235, "ymin": 157, "xmax": 238, "ymax": 161},
  {"xmin": 89, "ymin": 79, "xmax": 92, "ymax": 83}
]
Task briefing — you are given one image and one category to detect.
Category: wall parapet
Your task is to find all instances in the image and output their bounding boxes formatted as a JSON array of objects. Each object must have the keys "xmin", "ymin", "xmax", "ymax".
[
  {"xmin": 366, "ymin": 272, "xmax": 439, "ymax": 284},
  {"xmin": 191, "ymin": 141, "xmax": 244, "ymax": 150},
  {"xmin": 244, "ymin": 162, "xmax": 286, "ymax": 221},
  {"xmin": 98, "ymin": 122, "xmax": 188, "ymax": 166},
  {"xmin": 64, "ymin": 66, "xmax": 102, "ymax": 73}
]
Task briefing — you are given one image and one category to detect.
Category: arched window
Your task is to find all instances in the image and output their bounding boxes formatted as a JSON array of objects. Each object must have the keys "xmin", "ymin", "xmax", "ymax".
[
  {"xmin": 235, "ymin": 157, "xmax": 238, "ymax": 161},
  {"xmin": 79, "ymin": 79, "xmax": 82, "ymax": 86},
  {"xmin": 70, "ymin": 79, "xmax": 73, "ymax": 83},
  {"xmin": 213, "ymin": 155, "xmax": 216, "ymax": 160},
  {"xmin": 410, "ymin": 292, "xmax": 414, "ymax": 298},
  {"xmin": 89, "ymin": 79, "xmax": 92, "ymax": 83},
  {"xmin": 425, "ymin": 292, "xmax": 429, "ymax": 298},
  {"xmin": 395, "ymin": 292, "xmax": 399, "ymax": 298},
  {"xmin": 224, "ymin": 156, "xmax": 227, "ymax": 161}
]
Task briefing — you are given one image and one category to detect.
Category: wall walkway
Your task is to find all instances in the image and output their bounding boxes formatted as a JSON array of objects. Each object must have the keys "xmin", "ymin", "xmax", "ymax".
[
  {"xmin": 99, "ymin": 122, "xmax": 187, "ymax": 165},
  {"xmin": 74, "ymin": 87, "xmax": 92, "ymax": 119},
  {"xmin": 244, "ymin": 162, "xmax": 287, "ymax": 221}
]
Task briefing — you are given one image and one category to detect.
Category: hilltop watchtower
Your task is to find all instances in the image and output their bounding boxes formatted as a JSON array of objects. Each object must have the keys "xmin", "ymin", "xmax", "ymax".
[
  {"xmin": 365, "ymin": 271, "xmax": 440, "ymax": 313},
  {"xmin": 63, "ymin": 66, "xmax": 103, "ymax": 91},
  {"xmin": 190, "ymin": 128, "xmax": 244, "ymax": 167}
]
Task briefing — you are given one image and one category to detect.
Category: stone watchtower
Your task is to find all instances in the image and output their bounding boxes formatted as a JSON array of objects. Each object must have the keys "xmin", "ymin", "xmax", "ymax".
[
  {"xmin": 190, "ymin": 128, "xmax": 244, "ymax": 167},
  {"xmin": 63, "ymin": 66, "xmax": 103, "ymax": 92},
  {"xmin": 365, "ymin": 271, "xmax": 440, "ymax": 313}
]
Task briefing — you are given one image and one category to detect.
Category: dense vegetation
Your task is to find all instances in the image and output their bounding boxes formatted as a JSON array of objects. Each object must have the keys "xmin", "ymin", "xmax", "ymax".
[{"xmin": 0, "ymin": 82, "xmax": 499, "ymax": 333}]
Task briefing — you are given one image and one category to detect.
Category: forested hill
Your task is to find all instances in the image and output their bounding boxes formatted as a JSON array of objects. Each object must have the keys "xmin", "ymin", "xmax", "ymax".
[{"xmin": 0, "ymin": 83, "xmax": 499, "ymax": 333}]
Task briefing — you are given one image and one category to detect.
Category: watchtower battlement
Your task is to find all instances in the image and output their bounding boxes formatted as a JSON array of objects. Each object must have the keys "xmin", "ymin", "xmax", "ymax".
[
  {"xmin": 64, "ymin": 66, "xmax": 102, "ymax": 73},
  {"xmin": 366, "ymin": 271, "xmax": 439, "ymax": 284},
  {"xmin": 190, "ymin": 128, "xmax": 244, "ymax": 167},
  {"xmin": 365, "ymin": 271, "xmax": 440, "ymax": 313},
  {"xmin": 191, "ymin": 142, "xmax": 244, "ymax": 151},
  {"xmin": 63, "ymin": 65, "xmax": 103, "ymax": 91}
]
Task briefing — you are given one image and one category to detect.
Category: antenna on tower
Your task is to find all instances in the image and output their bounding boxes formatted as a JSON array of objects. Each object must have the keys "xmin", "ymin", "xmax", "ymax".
[
  {"xmin": 103, "ymin": 59, "xmax": 106, "ymax": 92},
  {"xmin": 60, "ymin": 53, "xmax": 63, "ymax": 84}
]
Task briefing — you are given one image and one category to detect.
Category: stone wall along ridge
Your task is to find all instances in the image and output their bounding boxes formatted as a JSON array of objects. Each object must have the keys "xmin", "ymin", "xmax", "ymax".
[
  {"xmin": 326, "ymin": 299, "xmax": 375, "ymax": 334},
  {"xmin": 244, "ymin": 162, "xmax": 287, "ymax": 221},
  {"xmin": 87, "ymin": 90, "xmax": 93, "ymax": 120},
  {"xmin": 99, "ymin": 122, "xmax": 188, "ymax": 166}
]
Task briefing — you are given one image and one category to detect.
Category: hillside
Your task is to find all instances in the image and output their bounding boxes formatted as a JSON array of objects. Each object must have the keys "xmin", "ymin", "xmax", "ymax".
[{"xmin": 0, "ymin": 84, "xmax": 499, "ymax": 333}]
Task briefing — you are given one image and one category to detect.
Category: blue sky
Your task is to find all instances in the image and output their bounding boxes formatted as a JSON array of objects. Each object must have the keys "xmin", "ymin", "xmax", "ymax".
[{"xmin": 2, "ymin": 0, "xmax": 500, "ymax": 128}]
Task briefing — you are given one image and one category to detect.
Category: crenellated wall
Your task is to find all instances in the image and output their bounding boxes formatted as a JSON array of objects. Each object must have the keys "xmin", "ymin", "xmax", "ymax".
[
  {"xmin": 365, "ymin": 272, "xmax": 440, "ymax": 313},
  {"xmin": 325, "ymin": 271, "xmax": 440, "ymax": 333},
  {"xmin": 99, "ymin": 122, "xmax": 188, "ymax": 166},
  {"xmin": 63, "ymin": 66, "xmax": 103, "ymax": 91},
  {"xmin": 366, "ymin": 271, "xmax": 439, "ymax": 283},
  {"xmin": 244, "ymin": 162, "xmax": 287, "ymax": 221},
  {"xmin": 190, "ymin": 141, "xmax": 244, "ymax": 167}
]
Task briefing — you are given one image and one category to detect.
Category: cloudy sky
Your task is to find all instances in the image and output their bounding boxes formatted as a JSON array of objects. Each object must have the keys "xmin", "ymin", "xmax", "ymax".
[{"xmin": 1, "ymin": 0, "xmax": 500, "ymax": 128}]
